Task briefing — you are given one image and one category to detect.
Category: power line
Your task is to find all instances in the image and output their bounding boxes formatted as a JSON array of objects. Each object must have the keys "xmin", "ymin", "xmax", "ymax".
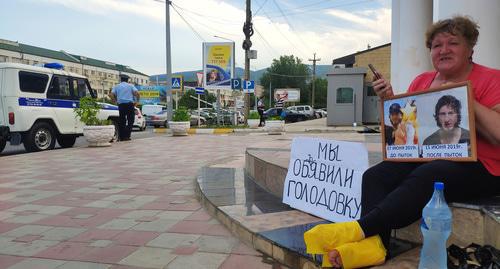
[
  {"xmin": 253, "ymin": 0, "xmax": 269, "ymax": 16},
  {"xmin": 254, "ymin": 0, "xmax": 374, "ymax": 20},
  {"xmin": 272, "ymin": 0, "xmax": 313, "ymax": 55},
  {"xmin": 170, "ymin": 4, "xmax": 205, "ymax": 41},
  {"xmin": 253, "ymin": 26, "xmax": 280, "ymax": 59},
  {"xmin": 260, "ymin": 10, "xmax": 308, "ymax": 59},
  {"xmin": 267, "ymin": 72, "xmax": 312, "ymax": 78},
  {"xmin": 172, "ymin": 3, "xmax": 240, "ymax": 39}
]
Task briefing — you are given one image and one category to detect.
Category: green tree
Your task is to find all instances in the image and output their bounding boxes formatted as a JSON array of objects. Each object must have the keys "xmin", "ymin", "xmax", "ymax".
[
  {"xmin": 306, "ymin": 77, "xmax": 328, "ymax": 108},
  {"xmin": 260, "ymin": 55, "xmax": 311, "ymax": 107},
  {"xmin": 178, "ymin": 89, "xmax": 216, "ymax": 110}
]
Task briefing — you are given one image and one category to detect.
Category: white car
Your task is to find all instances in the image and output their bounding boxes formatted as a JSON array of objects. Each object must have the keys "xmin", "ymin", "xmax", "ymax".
[{"xmin": 134, "ymin": 107, "xmax": 146, "ymax": 131}]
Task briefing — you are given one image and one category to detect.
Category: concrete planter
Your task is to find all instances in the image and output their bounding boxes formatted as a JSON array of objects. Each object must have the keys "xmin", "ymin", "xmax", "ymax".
[
  {"xmin": 247, "ymin": 119, "xmax": 260, "ymax": 129},
  {"xmin": 169, "ymin": 121, "xmax": 190, "ymax": 136},
  {"xmin": 83, "ymin": 125, "xmax": 115, "ymax": 147},
  {"xmin": 265, "ymin": 120, "xmax": 285, "ymax": 135}
]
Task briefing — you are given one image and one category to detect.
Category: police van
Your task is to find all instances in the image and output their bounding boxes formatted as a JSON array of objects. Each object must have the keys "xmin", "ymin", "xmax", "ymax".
[{"xmin": 0, "ymin": 62, "xmax": 119, "ymax": 153}]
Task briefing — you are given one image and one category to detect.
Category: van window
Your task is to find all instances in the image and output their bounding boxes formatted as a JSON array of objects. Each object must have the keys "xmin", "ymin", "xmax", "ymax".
[
  {"xmin": 47, "ymin": 75, "xmax": 72, "ymax": 100},
  {"xmin": 71, "ymin": 78, "xmax": 91, "ymax": 99},
  {"xmin": 19, "ymin": 71, "xmax": 49, "ymax": 93}
]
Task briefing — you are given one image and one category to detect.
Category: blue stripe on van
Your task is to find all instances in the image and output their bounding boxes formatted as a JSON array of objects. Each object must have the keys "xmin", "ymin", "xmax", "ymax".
[{"xmin": 18, "ymin": 97, "xmax": 118, "ymax": 110}]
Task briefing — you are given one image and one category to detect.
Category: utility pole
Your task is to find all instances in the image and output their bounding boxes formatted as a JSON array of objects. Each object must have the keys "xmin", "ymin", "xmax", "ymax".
[
  {"xmin": 165, "ymin": 0, "xmax": 173, "ymax": 122},
  {"xmin": 242, "ymin": 0, "xmax": 253, "ymax": 124},
  {"xmin": 308, "ymin": 53, "xmax": 320, "ymax": 108}
]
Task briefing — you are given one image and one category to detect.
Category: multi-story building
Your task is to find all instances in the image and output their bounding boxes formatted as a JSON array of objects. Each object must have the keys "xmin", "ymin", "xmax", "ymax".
[{"xmin": 0, "ymin": 38, "xmax": 149, "ymax": 98}]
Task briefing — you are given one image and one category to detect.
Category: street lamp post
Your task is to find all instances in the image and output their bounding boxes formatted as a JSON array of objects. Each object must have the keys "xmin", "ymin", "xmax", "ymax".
[{"xmin": 165, "ymin": 0, "xmax": 173, "ymax": 122}]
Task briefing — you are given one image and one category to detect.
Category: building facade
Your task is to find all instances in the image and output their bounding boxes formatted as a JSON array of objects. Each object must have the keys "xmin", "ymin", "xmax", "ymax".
[{"xmin": 0, "ymin": 38, "xmax": 149, "ymax": 98}]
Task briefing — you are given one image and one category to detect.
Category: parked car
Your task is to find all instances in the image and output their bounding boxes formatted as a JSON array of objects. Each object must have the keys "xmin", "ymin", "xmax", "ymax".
[
  {"xmin": 134, "ymin": 107, "xmax": 146, "ymax": 131},
  {"xmin": 147, "ymin": 110, "xmax": 168, "ymax": 128},
  {"xmin": 263, "ymin": 108, "xmax": 308, "ymax": 123},
  {"xmin": 315, "ymin": 108, "xmax": 328, "ymax": 118},
  {"xmin": 287, "ymin": 105, "xmax": 315, "ymax": 119}
]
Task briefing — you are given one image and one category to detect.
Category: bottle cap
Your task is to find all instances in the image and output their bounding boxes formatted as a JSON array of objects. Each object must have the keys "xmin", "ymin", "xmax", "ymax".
[{"xmin": 434, "ymin": 182, "xmax": 444, "ymax": 190}]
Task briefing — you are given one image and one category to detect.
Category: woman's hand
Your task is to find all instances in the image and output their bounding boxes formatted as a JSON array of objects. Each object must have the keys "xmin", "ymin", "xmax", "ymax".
[{"xmin": 372, "ymin": 76, "xmax": 394, "ymax": 99}]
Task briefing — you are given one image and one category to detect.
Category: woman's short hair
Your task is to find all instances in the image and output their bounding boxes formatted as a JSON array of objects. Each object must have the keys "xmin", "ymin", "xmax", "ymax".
[
  {"xmin": 425, "ymin": 15, "xmax": 479, "ymax": 49},
  {"xmin": 433, "ymin": 95, "xmax": 462, "ymax": 128}
]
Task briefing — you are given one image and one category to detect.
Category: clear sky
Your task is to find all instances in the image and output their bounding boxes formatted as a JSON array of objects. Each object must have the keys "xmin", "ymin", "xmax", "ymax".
[{"xmin": 0, "ymin": 0, "xmax": 391, "ymax": 75}]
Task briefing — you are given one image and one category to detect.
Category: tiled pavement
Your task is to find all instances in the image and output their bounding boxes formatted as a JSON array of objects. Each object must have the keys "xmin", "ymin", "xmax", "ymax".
[{"xmin": 0, "ymin": 128, "xmax": 380, "ymax": 269}]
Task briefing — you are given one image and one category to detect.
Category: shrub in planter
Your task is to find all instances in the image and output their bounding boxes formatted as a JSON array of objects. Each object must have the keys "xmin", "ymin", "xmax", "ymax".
[
  {"xmin": 247, "ymin": 111, "xmax": 261, "ymax": 128},
  {"xmin": 265, "ymin": 115, "xmax": 285, "ymax": 135},
  {"xmin": 170, "ymin": 107, "xmax": 190, "ymax": 136},
  {"xmin": 248, "ymin": 111, "xmax": 260, "ymax": 120},
  {"xmin": 74, "ymin": 96, "xmax": 115, "ymax": 146}
]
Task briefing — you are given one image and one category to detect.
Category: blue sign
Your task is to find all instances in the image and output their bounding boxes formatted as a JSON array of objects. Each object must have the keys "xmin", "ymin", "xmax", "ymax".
[
  {"xmin": 231, "ymin": 78, "xmax": 241, "ymax": 90},
  {"xmin": 243, "ymin": 80, "xmax": 255, "ymax": 90},
  {"xmin": 172, "ymin": 77, "xmax": 182, "ymax": 89},
  {"xmin": 195, "ymin": 87, "xmax": 205, "ymax": 95}
]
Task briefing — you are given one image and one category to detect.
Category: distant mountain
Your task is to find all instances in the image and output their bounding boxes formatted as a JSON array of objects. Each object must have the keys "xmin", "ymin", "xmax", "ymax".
[{"xmin": 150, "ymin": 65, "xmax": 332, "ymax": 84}]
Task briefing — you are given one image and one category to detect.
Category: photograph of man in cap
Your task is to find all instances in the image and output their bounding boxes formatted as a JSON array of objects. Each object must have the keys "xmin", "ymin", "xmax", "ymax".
[
  {"xmin": 109, "ymin": 74, "xmax": 140, "ymax": 141},
  {"xmin": 384, "ymin": 103, "xmax": 403, "ymax": 145}
]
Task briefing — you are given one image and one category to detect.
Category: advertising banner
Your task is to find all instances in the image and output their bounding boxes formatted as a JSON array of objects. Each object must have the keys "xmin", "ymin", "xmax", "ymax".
[
  {"xmin": 274, "ymin": 88, "xmax": 300, "ymax": 102},
  {"xmin": 203, "ymin": 42, "xmax": 234, "ymax": 90},
  {"xmin": 137, "ymin": 85, "xmax": 165, "ymax": 105}
]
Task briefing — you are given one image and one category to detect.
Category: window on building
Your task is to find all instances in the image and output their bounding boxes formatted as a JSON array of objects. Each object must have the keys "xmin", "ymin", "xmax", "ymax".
[
  {"xmin": 0, "ymin": 56, "xmax": 7, "ymax": 62},
  {"xmin": 91, "ymin": 70, "xmax": 95, "ymax": 75},
  {"xmin": 47, "ymin": 75, "xmax": 71, "ymax": 100},
  {"xmin": 18, "ymin": 71, "xmax": 49, "ymax": 93},
  {"xmin": 336, "ymin": 87, "xmax": 354, "ymax": 104}
]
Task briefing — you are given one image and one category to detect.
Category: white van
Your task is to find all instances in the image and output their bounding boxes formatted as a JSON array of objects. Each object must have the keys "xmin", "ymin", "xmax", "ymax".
[
  {"xmin": 287, "ymin": 105, "xmax": 315, "ymax": 119},
  {"xmin": 141, "ymin": 104, "xmax": 165, "ymax": 117},
  {"xmin": 0, "ymin": 62, "xmax": 119, "ymax": 153}
]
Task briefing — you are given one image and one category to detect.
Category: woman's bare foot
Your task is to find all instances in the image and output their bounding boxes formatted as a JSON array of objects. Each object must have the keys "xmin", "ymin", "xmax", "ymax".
[{"xmin": 327, "ymin": 249, "xmax": 343, "ymax": 268}]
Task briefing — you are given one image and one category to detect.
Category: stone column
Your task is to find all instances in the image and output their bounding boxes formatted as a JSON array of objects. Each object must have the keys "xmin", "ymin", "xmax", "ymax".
[{"xmin": 391, "ymin": 0, "xmax": 433, "ymax": 94}]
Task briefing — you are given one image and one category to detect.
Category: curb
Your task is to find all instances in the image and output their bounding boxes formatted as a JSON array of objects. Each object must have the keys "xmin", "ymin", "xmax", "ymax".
[{"xmin": 152, "ymin": 128, "xmax": 235, "ymax": 134}]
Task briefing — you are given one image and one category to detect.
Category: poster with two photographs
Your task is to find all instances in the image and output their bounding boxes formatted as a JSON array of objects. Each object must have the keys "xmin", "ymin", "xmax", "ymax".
[{"xmin": 381, "ymin": 81, "xmax": 477, "ymax": 162}]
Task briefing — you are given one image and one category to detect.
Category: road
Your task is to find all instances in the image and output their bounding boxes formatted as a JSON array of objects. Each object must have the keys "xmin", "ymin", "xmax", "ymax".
[{"xmin": 1, "ymin": 127, "xmax": 158, "ymax": 157}]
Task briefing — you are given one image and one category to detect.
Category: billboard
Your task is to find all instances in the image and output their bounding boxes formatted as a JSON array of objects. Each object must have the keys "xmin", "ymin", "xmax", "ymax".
[
  {"xmin": 137, "ymin": 85, "xmax": 165, "ymax": 105},
  {"xmin": 203, "ymin": 42, "xmax": 234, "ymax": 90},
  {"xmin": 274, "ymin": 88, "xmax": 300, "ymax": 102}
]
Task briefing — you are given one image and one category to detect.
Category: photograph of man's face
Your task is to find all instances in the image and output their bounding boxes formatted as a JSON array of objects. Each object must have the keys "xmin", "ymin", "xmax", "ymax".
[
  {"xmin": 388, "ymin": 103, "xmax": 403, "ymax": 127},
  {"xmin": 437, "ymin": 105, "xmax": 459, "ymax": 131}
]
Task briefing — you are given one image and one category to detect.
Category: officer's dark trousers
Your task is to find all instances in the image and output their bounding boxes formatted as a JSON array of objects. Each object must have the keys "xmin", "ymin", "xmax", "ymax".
[{"xmin": 118, "ymin": 102, "xmax": 135, "ymax": 140}]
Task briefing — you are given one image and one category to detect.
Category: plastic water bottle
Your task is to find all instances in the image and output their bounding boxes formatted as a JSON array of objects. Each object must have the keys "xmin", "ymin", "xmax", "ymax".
[{"xmin": 418, "ymin": 182, "xmax": 452, "ymax": 269}]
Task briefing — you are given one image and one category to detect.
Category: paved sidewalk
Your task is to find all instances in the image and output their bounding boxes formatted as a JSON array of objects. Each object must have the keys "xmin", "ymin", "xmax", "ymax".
[{"xmin": 0, "ymin": 120, "xmax": 380, "ymax": 269}]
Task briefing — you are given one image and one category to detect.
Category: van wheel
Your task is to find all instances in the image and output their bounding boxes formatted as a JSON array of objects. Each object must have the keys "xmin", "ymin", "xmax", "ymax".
[
  {"xmin": 24, "ymin": 122, "xmax": 56, "ymax": 152},
  {"xmin": 0, "ymin": 138, "xmax": 6, "ymax": 153},
  {"xmin": 57, "ymin": 135, "xmax": 77, "ymax": 148}
]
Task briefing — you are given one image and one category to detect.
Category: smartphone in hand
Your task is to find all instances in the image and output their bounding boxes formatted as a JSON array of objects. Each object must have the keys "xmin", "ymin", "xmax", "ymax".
[{"xmin": 368, "ymin": 64, "xmax": 382, "ymax": 80}]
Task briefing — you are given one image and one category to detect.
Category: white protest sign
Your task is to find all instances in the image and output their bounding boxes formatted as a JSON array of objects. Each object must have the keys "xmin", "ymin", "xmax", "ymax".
[{"xmin": 282, "ymin": 137, "xmax": 369, "ymax": 222}]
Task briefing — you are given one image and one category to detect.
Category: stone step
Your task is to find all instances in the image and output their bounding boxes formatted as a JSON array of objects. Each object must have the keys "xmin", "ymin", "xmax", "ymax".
[
  {"xmin": 245, "ymin": 147, "xmax": 500, "ymax": 248},
  {"xmin": 195, "ymin": 166, "xmax": 420, "ymax": 269}
]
